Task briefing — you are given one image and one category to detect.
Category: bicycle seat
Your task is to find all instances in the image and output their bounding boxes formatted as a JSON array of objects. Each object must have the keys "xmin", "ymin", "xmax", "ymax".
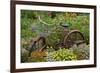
[{"xmin": 60, "ymin": 23, "xmax": 69, "ymax": 28}]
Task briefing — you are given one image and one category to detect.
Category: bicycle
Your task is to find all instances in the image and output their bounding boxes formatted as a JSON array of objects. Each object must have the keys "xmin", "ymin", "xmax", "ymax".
[{"xmin": 27, "ymin": 16, "xmax": 86, "ymax": 57}]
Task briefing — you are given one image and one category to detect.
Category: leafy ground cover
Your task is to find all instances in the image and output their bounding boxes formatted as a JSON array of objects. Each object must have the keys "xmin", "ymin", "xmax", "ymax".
[{"xmin": 21, "ymin": 10, "xmax": 90, "ymax": 63}]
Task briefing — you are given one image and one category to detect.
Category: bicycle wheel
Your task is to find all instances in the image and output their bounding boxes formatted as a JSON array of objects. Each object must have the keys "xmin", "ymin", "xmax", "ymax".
[
  {"xmin": 63, "ymin": 30, "xmax": 85, "ymax": 48},
  {"xmin": 28, "ymin": 37, "xmax": 46, "ymax": 57}
]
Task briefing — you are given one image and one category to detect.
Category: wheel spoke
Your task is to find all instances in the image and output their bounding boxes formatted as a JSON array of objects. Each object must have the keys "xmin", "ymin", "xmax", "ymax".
[
  {"xmin": 64, "ymin": 30, "xmax": 85, "ymax": 48},
  {"xmin": 28, "ymin": 37, "xmax": 46, "ymax": 57}
]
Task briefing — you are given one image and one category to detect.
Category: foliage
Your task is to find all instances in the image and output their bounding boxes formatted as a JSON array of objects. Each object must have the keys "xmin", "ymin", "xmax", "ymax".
[
  {"xmin": 65, "ymin": 13, "xmax": 90, "ymax": 44},
  {"xmin": 46, "ymin": 48, "xmax": 77, "ymax": 62},
  {"xmin": 46, "ymin": 26, "xmax": 67, "ymax": 48},
  {"xmin": 21, "ymin": 50, "xmax": 47, "ymax": 62},
  {"xmin": 28, "ymin": 57, "xmax": 47, "ymax": 62},
  {"xmin": 46, "ymin": 46, "xmax": 55, "ymax": 52},
  {"xmin": 21, "ymin": 10, "xmax": 90, "ymax": 62},
  {"xmin": 28, "ymin": 51, "xmax": 47, "ymax": 62},
  {"xmin": 21, "ymin": 48, "xmax": 29, "ymax": 63},
  {"xmin": 31, "ymin": 51, "xmax": 47, "ymax": 58},
  {"xmin": 72, "ymin": 45, "xmax": 90, "ymax": 60}
]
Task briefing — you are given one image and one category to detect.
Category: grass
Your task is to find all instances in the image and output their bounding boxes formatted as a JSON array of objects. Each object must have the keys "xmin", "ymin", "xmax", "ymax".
[{"xmin": 21, "ymin": 10, "xmax": 90, "ymax": 63}]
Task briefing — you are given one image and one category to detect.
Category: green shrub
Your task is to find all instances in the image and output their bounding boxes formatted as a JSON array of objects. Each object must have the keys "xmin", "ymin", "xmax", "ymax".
[
  {"xmin": 72, "ymin": 45, "xmax": 90, "ymax": 60},
  {"xmin": 27, "ymin": 51, "xmax": 47, "ymax": 62},
  {"xmin": 21, "ymin": 48, "xmax": 29, "ymax": 63},
  {"xmin": 46, "ymin": 48, "xmax": 77, "ymax": 62},
  {"xmin": 46, "ymin": 26, "xmax": 66, "ymax": 49},
  {"xmin": 21, "ymin": 10, "xmax": 90, "ymax": 62},
  {"xmin": 28, "ymin": 57, "xmax": 47, "ymax": 62},
  {"xmin": 68, "ymin": 15, "xmax": 89, "ymax": 44},
  {"xmin": 46, "ymin": 46, "xmax": 55, "ymax": 52}
]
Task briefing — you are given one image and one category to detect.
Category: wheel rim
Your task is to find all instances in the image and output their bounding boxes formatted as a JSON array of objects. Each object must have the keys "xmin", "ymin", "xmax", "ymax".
[
  {"xmin": 63, "ymin": 30, "xmax": 85, "ymax": 48},
  {"xmin": 34, "ymin": 37, "xmax": 46, "ymax": 51},
  {"xmin": 28, "ymin": 37, "xmax": 46, "ymax": 57}
]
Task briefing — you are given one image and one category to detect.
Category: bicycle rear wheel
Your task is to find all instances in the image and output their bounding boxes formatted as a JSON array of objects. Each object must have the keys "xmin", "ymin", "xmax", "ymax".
[{"xmin": 63, "ymin": 30, "xmax": 85, "ymax": 48}]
